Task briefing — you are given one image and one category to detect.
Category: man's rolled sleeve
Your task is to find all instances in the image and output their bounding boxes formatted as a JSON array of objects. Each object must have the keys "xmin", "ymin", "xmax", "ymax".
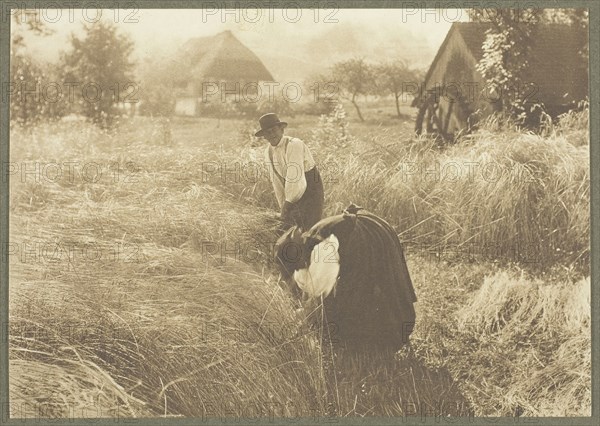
[
  {"xmin": 284, "ymin": 140, "xmax": 307, "ymax": 203},
  {"xmin": 265, "ymin": 146, "xmax": 285, "ymax": 208}
]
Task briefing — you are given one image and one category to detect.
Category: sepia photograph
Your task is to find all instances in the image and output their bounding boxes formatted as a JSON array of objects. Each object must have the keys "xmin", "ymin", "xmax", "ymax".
[{"xmin": 2, "ymin": 2, "xmax": 594, "ymax": 422}]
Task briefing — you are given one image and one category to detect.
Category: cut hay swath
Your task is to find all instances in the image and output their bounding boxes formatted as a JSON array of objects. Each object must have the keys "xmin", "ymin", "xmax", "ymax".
[
  {"xmin": 456, "ymin": 272, "xmax": 590, "ymax": 416},
  {"xmin": 10, "ymin": 173, "xmax": 327, "ymax": 418}
]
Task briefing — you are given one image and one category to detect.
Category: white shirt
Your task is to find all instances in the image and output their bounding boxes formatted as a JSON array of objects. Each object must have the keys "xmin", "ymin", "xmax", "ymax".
[{"xmin": 264, "ymin": 136, "xmax": 316, "ymax": 208}]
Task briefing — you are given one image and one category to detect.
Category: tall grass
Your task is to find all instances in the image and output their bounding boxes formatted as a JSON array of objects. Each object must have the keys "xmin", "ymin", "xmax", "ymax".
[
  {"xmin": 9, "ymin": 118, "xmax": 469, "ymax": 418},
  {"xmin": 9, "ymin": 113, "xmax": 590, "ymax": 418},
  {"xmin": 209, "ymin": 107, "xmax": 589, "ymax": 271},
  {"xmin": 328, "ymin": 134, "xmax": 588, "ymax": 271}
]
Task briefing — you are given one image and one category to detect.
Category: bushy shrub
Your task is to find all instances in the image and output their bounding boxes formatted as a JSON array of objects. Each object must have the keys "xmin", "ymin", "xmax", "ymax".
[
  {"xmin": 296, "ymin": 97, "xmax": 337, "ymax": 116},
  {"xmin": 10, "ymin": 54, "xmax": 68, "ymax": 125},
  {"xmin": 310, "ymin": 102, "xmax": 352, "ymax": 147}
]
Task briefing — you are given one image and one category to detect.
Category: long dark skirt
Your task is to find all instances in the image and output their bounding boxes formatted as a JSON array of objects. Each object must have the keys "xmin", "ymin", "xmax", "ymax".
[
  {"xmin": 275, "ymin": 205, "xmax": 417, "ymax": 352},
  {"xmin": 282, "ymin": 167, "xmax": 324, "ymax": 230}
]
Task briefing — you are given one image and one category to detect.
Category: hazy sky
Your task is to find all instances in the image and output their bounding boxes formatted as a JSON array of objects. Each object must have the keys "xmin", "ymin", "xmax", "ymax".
[{"xmin": 16, "ymin": 8, "xmax": 464, "ymax": 79}]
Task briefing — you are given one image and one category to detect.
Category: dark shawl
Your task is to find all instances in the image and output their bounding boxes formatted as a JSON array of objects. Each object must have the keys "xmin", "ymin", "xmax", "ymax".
[{"xmin": 275, "ymin": 205, "xmax": 417, "ymax": 351}]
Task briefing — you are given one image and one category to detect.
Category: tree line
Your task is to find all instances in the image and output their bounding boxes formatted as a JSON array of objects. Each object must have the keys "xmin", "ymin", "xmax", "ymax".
[
  {"xmin": 10, "ymin": 12, "xmax": 424, "ymax": 126},
  {"xmin": 9, "ymin": 8, "xmax": 588, "ymax": 128},
  {"xmin": 10, "ymin": 13, "xmax": 135, "ymax": 128},
  {"xmin": 313, "ymin": 59, "xmax": 425, "ymax": 122}
]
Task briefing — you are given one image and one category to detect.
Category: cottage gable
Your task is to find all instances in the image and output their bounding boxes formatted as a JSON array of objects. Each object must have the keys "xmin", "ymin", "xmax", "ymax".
[{"xmin": 419, "ymin": 22, "xmax": 588, "ymax": 138}]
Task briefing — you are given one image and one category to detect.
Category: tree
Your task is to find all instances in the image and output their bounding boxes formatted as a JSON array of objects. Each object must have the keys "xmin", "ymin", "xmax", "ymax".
[
  {"xmin": 469, "ymin": 8, "xmax": 588, "ymax": 124},
  {"xmin": 10, "ymin": 10, "xmax": 62, "ymax": 125},
  {"xmin": 11, "ymin": 9, "xmax": 53, "ymax": 45},
  {"xmin": 375, "ymin": 60, "xmax": 418, "ymax": 118},
  {"xmin": 10, "ymin": 54, "xmax": 69, "ymax": 124},
  {"xmin": 61, "ymin": 21, "xmax": 135, "ymax": 127},
  {"xmin": 469, "ymin": 8, "xmax": 543, "ymax": 122},
  {"xmin": 331, "ymin": 58, "xmax": 375, "ymax": 122},
  {"xmin": 10, "ymin": 48, "xmax": 43, "ymax": 125}
]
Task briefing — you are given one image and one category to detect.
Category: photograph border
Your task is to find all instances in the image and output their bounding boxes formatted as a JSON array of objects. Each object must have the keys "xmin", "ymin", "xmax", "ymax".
[{"xmin": 0, "ymin": 0, "xmax": 597, "ymax": 425}]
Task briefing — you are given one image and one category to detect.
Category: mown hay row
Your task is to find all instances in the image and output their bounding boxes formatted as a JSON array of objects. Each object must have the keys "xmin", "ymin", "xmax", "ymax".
[{"xmin": 455, "ymin": 272, "xmax": 590, "ymax": 416}]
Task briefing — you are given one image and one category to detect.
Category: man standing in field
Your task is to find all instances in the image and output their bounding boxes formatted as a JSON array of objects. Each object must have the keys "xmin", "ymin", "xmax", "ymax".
[{"xmin": 256, "ymin": 113, "xmax": 324, "ymax": 230}]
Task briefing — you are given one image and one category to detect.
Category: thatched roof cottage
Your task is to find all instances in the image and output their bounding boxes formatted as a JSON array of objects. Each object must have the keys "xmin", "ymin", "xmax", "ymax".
[
  {"xmin": 171, "ymin": 31, "xmax": 274, "ymax": 116},
  {"xmin": 415, "ymin": 22, "xmax": 588, "ymax": 138}
]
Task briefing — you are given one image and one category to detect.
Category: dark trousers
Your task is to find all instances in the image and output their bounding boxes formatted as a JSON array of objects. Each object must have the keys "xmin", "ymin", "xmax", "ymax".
[{"xmin": 282, "ymin": 167, "xmax": 324, "ymax": 231}]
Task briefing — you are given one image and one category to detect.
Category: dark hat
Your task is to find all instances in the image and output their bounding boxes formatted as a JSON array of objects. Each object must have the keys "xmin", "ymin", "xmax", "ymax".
[{"xmin": 255, "ymin": 113, "xmax": 287, "ymax": 137}]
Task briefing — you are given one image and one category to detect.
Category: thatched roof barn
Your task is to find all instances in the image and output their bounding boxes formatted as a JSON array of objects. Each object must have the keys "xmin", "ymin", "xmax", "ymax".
[
  {"xmin": 171, "ymin": 31, "xmax": 274, "ymax": 116},
  {"xmin": 415, "ymin": 22, "xmax": 588, "ymax": 138}
]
